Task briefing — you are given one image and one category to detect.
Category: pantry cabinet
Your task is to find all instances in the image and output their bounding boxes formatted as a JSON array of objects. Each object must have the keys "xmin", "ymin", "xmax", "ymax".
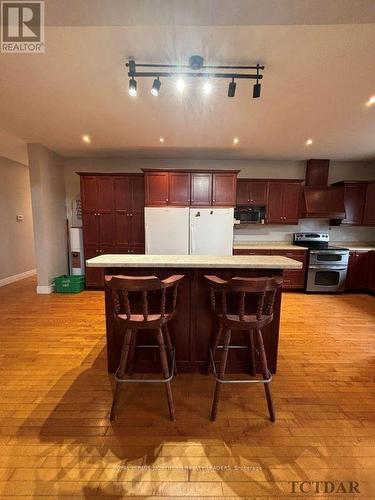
[{"xmin": 80, "ymin": 173, "xmax": 145, "ymax": 287}]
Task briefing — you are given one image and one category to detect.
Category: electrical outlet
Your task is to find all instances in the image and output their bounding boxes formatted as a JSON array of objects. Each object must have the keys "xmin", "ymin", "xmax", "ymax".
[{"xmin": 16, "ymin": 215, "xmax": 24, "ymax": 222}]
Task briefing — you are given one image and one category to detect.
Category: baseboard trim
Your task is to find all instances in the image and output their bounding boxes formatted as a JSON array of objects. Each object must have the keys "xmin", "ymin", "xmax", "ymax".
[
  {"xmin": 0, "ymin": 269, "xmax": 36, "ymax": 287},
  {"xmin": 36, "ymin": 284, "xmax": 55, "ymax": 294}
]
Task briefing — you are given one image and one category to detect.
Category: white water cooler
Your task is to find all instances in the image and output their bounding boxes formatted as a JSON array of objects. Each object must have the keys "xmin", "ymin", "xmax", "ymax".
[{"xmin": 69, "ymin": 227, "xmax": 85, "ymax": 276}]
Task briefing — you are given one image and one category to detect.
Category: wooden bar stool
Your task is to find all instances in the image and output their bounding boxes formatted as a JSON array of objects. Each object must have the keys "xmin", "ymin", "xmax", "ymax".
[
  {"xmin": 105, "ymin": 274, "xmax": 184, "ymax": 421},
  {"xmin": 204, "ymin": 275, "xmax": 283, "ymax": 422}
]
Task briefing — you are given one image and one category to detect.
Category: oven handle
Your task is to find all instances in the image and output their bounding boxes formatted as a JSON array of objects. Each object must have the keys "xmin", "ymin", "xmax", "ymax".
[{"xmin": 309, "ymin": 265, "xmax": 347, "ymax": 271}]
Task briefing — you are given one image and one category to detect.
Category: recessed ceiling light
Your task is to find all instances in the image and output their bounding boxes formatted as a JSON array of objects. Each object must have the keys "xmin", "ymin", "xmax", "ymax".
[
  {"xmin": 305, "ymin": 138, "xmax": 313, "ymax": 146},
  {"xmin": 159, "ymin": 137, "xmax": 164, "ymax": 143},
  {"xmin": 233, "ymin": 137, "xmax": 239, "ymax": 145},
  {"xmin": 176, "ymin": 78, "xmax": 185, "ymax": 92},
  {"xmin": 82, "ymin": 135, "xmax": 91, "ymax": 144},
  {"xmin": 366, "ymin": 96, "xmax": 375, "ymax": 107},
  {"xmin": 202, "ymin": 80, "xmax": 212, "ymax": 95}
]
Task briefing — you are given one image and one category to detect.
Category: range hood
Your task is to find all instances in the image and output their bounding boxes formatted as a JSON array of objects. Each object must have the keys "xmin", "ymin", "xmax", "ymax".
[{"xmin": 301, "ymin": 159, "xmax": 346, "ymax": 219}]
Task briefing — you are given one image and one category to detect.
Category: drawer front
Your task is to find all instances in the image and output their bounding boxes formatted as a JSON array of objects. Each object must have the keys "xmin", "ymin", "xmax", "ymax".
[{"xmin": 233, "ymin": 249, "xmax": 271, "ymax": 256}]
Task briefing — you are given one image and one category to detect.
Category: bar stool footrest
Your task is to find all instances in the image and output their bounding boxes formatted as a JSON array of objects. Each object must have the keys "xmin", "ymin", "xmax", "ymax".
[
  {"xmin": 115, "ymin": 346, "xmax": 175, "ymax": 384},
  {"xmin": 209, "ymin": 347, "xmax": 272, "ymax": 384}
]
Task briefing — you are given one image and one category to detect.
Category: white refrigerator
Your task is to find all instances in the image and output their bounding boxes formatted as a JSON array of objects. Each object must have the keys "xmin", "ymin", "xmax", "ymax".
[{"xmin": 145, "ymin": 207, "xmax": 234, "ymax": 255}]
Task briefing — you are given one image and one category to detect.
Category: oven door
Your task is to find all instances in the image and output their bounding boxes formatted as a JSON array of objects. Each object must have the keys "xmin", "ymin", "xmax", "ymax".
[{"xmin": 306, "ymin": 265, "xmax": 348, "ymax": 292}]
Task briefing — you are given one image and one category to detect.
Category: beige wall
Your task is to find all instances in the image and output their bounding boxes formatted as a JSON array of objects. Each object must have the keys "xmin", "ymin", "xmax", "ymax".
[
  {"xmin": 29, "ymin": 144, "xmax": 67, "ymax": 292},
  {"xmin": 0, "ymin": 157, "xmax": 35, "ymax": 282}
]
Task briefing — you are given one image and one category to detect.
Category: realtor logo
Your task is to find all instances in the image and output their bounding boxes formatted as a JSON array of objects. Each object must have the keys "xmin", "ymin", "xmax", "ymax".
[{"xmin": 1, "ymin": 1, "xmax": 45, "ymax": 53}]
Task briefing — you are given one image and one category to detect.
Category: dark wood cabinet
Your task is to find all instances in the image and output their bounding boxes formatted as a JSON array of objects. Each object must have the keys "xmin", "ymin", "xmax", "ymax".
[
  {"xmin": 169, "ymin": 172, "xmax": 190, "ymax": 206},
  {"xmin": 145, "ymin": 172, "xmax": 169, "ymax": 206},
  {"xmin": 332, "ymin": 181, "xmax": 366, "ymax": 225},
  {"xmin": 190, "ymin": 172, "xmax": 212, "ymax": 206},
  {"xmin": 268, "ymin": 181, "xmax": 301, "ymax": 224},
  {"xmin": 363, "ymin": 182, "xmax": 375, "ymax": 226},
  {"xmin": 212, "ymin": 172, "xmax": 237, "ymax": 206},
  {"xmin": 80, "ymin": 173, "xmax": 145, "ymax": 287},
  {"xmin": 346, "ymin": 251, "xmax": 369, "ymax": 290},
  {"xmin": 144, "ymin": 170, "xmax": 238, "ymax": 207},
  {"xmin": 236, "ymin": 180, "xmax": 268, "ymax": 205}
]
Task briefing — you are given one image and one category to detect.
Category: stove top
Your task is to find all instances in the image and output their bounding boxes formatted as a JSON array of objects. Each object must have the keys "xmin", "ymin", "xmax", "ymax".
[{"xmin": 293, "ymin": 232, "xmax": 349, "ymax": 252}]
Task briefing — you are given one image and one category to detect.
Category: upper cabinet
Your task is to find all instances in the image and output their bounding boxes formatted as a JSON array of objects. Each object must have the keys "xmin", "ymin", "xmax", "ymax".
[
  {"xmin": 332, "ymin": 181, "xmax": 375, "ymax": 226},
  {"xmin": 190, "ymin": 173, "xmax": 212, "ymax": 206},
  {"xmin": 144, "ymin": 170, "xmax": 238, "ymax": 207},
  {"xmin": 169, "ymin": 172, "xmax": 191, "ymax": 206},
  {"xmin": 268, "ymin": 181, "xmax": 302, "ymax": 224},
  {"xmin": 363, "ymin": 182, "xmax": 375, "ymax": 226},
  {"xmin": 236, "ymin": 180, "xmax": 268, "ymax": 205},
  {"xmin": 145, "ymin": 172, "xmax": 169, "ymax": 206},
  {"xmin": 212, "ymin": 173, "xmax": 237, "ymax": 206}
]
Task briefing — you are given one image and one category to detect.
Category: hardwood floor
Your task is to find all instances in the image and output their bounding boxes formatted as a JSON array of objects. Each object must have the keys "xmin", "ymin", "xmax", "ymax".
[{"xmin": 0, "ymin": 277, "xmax": 374, "ymax": 498}]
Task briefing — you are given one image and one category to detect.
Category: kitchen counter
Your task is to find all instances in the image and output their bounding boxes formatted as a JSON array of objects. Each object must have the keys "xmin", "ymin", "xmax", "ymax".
[
  {"xmin": 331, "ymin": 242, "xmax": 375, "ymax": 251},
  {"xmin": 86, "ymin": 254, "xmax": 302, "ymax": 270},
  {"xmin": 88, "ymin": 254, "xmax": 299, "ymax": 375},
  {"xmin": 233, "ymin": 241, "xmax": 308, "ymax": 250}
]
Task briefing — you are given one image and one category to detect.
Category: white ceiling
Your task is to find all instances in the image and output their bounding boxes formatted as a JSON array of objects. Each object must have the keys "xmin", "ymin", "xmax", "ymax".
[{"xmin": 0, "ymin": 0, "xmax": 374, "ymax": 162}]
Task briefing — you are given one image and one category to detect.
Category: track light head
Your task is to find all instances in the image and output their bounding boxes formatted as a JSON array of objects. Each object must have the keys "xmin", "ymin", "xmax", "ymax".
[
  {"xmin": 228, "ymin": 79, "xmax": 236, "ymax": 97},
  {"xmin": 128, "ymin": 77, "xmax": 137, "ymax": 97},
  {"xmin": 253, "ymin": 82, "xmax": 261, "ymax": 98},
  {"xmin": 151, "ymin": 77, "xmax": 161, "ymax": 96}
]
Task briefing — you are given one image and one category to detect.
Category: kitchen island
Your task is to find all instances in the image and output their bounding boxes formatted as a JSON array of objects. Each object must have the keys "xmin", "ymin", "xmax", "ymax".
[{"xmin": 86, "ymin": 254, "xmax": 302, "ymax": 374}]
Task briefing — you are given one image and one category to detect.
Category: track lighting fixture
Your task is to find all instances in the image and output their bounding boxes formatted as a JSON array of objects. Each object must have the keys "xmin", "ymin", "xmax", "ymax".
[
  {"xmin": 253, "ymin": 83, "xmax": 261, "ymax": 98},
  {"xmin": 128, "ymin": 77, "xmax": 137, "ymax": 97},
  {"xmin": 126, "ymin": 56, "xmax": 264, "ymax": 99},
  {"xmin": 228, "ymin": 78, "xmax": 236, "ymax": 97},
  {"xmin": 151, "ymin": 77, "xmax": 161, "ymax": 96}
]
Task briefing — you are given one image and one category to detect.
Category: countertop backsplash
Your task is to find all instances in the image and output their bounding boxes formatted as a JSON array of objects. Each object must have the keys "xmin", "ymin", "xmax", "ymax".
[{"xmin": 234, "ymin": 219, "xmax": 375, "ymax": 243}]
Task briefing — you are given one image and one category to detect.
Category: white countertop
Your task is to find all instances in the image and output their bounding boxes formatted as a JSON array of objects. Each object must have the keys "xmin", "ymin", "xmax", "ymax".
[
  {"xmin": 86, "ymin": 254, "xmax": 303, "ymax": 270},
  {"xmin": 233, "ymin": 241, "xmax": 308, "ymax": 250}
]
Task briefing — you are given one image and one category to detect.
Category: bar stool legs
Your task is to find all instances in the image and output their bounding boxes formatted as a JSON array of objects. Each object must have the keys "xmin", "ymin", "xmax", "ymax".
[
  {"xmin": 248, "ymin": 329, "xmax": 257, "ymax": 377},
  {"xmin": 163, "ymin": 324, "xmax": 177, "ymax": 375},
  {"xmin": 210, "ymin": 329, "xmax": 231, "ymax": 421},
  {"xmin": 206, "ymin": 323, "xmax": 223, "ymax": 374},
  {"xmin": 157, "ymin": 328, "xmax": 175, "ymax": 421},
  {"xmin": 110, "ymin": 329, "xmax": 132, "ymax": 421},
  {"xmin": 255, "ymin": 328, "xmax": 276, "ymax": 422}
]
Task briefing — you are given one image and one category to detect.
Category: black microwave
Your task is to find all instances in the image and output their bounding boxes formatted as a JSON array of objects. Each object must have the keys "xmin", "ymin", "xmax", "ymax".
[{"xmin": 234, "ymin": 206, "xmax": 266, "ymax": 224}]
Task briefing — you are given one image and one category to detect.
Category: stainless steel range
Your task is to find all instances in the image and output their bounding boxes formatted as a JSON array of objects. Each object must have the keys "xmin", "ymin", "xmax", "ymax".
[{"xmin": 293, "ymin": 232, "xmax": 349, "ymax": 293}]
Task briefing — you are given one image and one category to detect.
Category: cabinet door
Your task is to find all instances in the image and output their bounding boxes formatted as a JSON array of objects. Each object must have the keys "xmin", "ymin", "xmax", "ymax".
[
  {"xmin": 283, "ymin": 183, "xmax": 301, "ymax": 224},
  {"xmin": 169, "ymin": 172, "xmax": 190, "ymax": 206},
  {"xmin": 145, "ymin": 173, "xmax": 169, "ymax": 206},
  {"xmin": 342, "ymin": 184, "xmax": 366, "ymax": 225},
  {"xmin": 190, "ymin": 173, "xmax": 212, "ymax": 206},
  {"xmin": 346, "ymin": 251, "xmax": 368, "ymax": 290},
  {"xmin": 233, "ymin": 249, "xmax": 271, "ymax": 255},
  {"xmin": 267, "ymin": 182, "xmax": 284, "ymax": 224},
  {"xmin": 81, "ymin": 176, "xmax": 98, "ymax": 212},
  {"xmin": 212, "ymin": 173, "xmax": 237, "ymax": 206},
  {"xmin": 247, "ymin": 181, "xmax": 268, "ymax": 205},
  {"xmin": 82, "ymin": 213, "xmax": 98, "ymax": 246},
  {"xmin": 368, "ymin": 251, "xmax": 375, "ymax": 293},
  {"xmin": 363, "ymin": 183, "xmax": 375, "ymax": 226},
  {"xmin": 114, "ymin": 177, "xmax": 131, "ymax": 247},
  {"xmin": 236, "ymin": 180, "xmax": 249, "ymax": 205},
  {"xmin": 84, "ymin": 245, "xmax": 103, "ymax": 287},
  {"xmin": 97, "ymin": 176, "xmax": 114, "ymax": 212},
  {"xmin": 98, "ymin": 212, "xmax": 114, "ymax": 246},
  {"xmin": 130, "ymin": 176, "xmax": 145, "ymax": 250}
]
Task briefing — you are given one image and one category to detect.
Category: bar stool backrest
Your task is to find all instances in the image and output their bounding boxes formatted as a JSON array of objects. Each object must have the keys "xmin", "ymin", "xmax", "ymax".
[
  {"xmin": 105, "ymin": 275, "xmax": 184, "ymax": 321},
  {"xmin": 204, "ymin": 276, "xmax": 283, "ymax": 322}
]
